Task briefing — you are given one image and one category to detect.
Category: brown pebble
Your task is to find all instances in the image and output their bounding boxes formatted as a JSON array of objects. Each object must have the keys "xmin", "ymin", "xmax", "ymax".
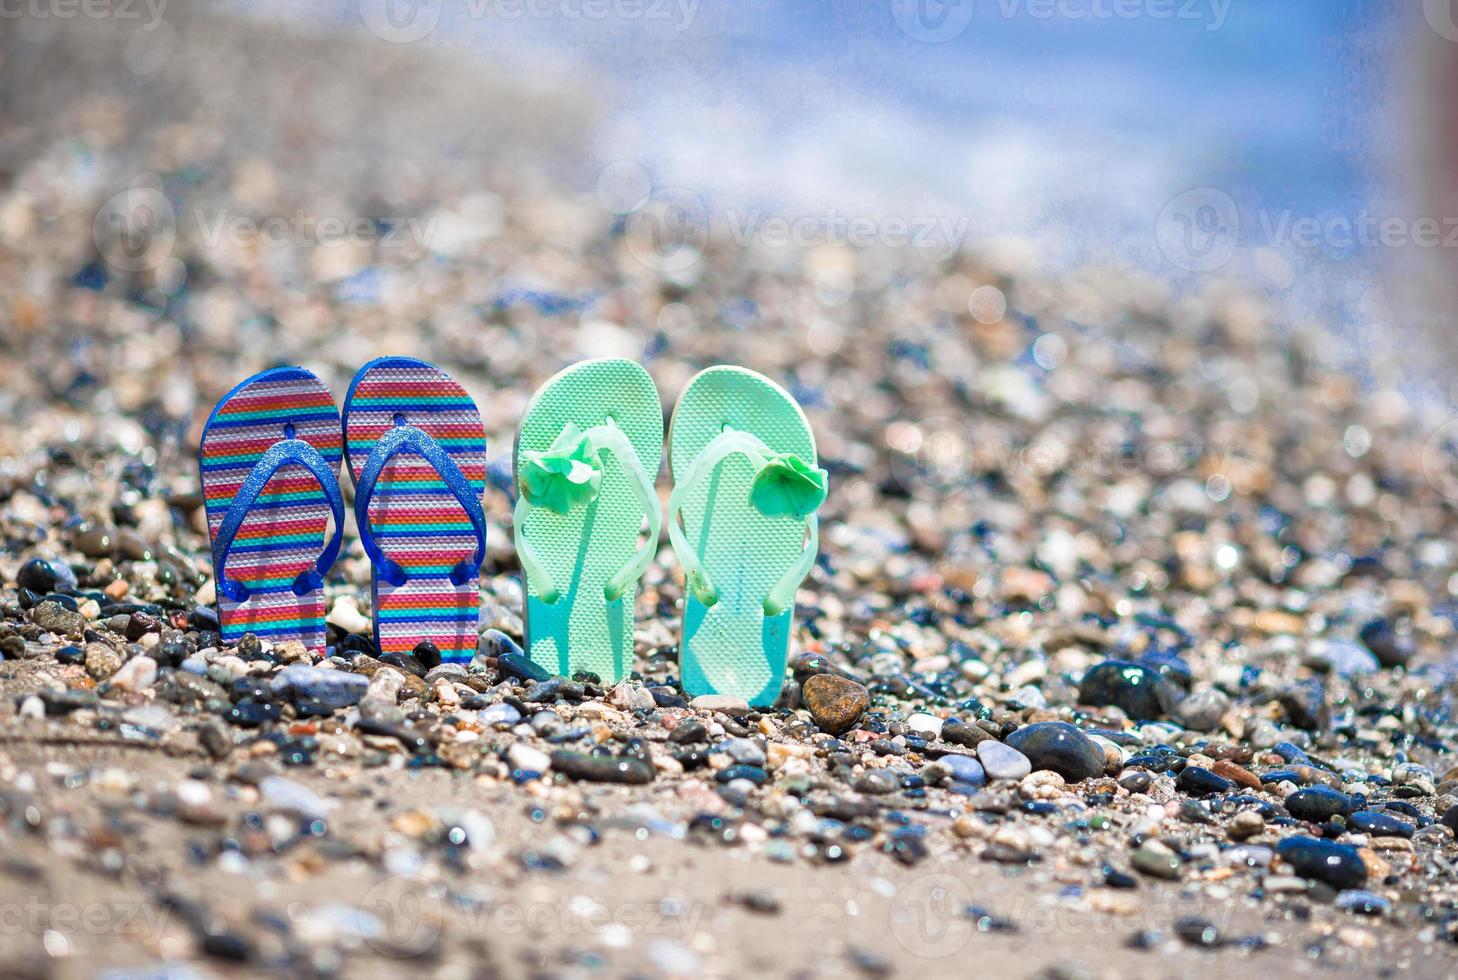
[
  {"xmin": 801, "ymin": 673, "xmax": 870, "ymax": 735},
  {"xmin": 1212, "ymin": 759, "xmax": 1262, "ymax": 790}
]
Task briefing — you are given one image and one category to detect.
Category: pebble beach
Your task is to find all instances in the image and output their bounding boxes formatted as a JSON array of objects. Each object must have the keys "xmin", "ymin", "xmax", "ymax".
[{"xmin": 5, "ymin": 7, "xmax": 1458, "ymax": 979}]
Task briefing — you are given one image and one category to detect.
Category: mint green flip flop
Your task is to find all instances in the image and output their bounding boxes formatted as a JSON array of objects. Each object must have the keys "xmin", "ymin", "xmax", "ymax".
[
  {"xmin": 668, "ymin": 366, "xmax": 827, "ymax": 706},
  {"xmin": 513, "ymin": 358, "xmax": 663, "ymax": 682}
]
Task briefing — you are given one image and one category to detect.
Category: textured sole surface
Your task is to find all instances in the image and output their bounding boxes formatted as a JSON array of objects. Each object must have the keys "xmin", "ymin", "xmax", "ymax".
[
  {"xmin": 515, "ymin": 358, "xmax": 663, "ymax": 682},
  {"xmin": 669, "ymin": 367, "xmax": 816, "ymax": 705},
  {"xmin": 200, "ymin": 367, "xmax": 343, "ymax": 653},
  {"xmin": 344, "ymin": 358, "xmax": 487, "ymax": 662}
]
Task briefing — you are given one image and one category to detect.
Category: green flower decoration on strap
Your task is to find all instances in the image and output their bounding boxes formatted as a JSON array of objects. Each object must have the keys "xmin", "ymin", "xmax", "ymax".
[
  {"xmin": 519, "ymin": 423, "xmax": 603, "ymax": 515},
  {"xmin": 750, "ymin": 452, "xmax": 828, "ymax": 518}
]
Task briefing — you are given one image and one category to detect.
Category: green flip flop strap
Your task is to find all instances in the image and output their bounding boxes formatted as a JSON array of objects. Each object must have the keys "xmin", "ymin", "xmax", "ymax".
[
  {"xmin": 667, "ymin": 427, "xmax": 822, "ymax": 616},
  {"xmin": 516, "ymin": 420, "xmax": 661, "ymax": 605}
]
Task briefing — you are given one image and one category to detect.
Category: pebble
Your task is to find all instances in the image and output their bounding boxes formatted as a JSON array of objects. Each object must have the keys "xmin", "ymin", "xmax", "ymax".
[
  {"xmin": 271, "ymin": 665, "xmax": 369, "ymax": 709},
  {"xmin": 1131, "ymin": 840, "xmax": 1182, "ymax": 879},
  {"xmin": 18, "ymin": 557, "xmax": 77, "ymax": 594},
  {"xmin": 1176, "ymin": 766, "xmax": 1232, "ymax": 797},
  {"xmin": 905, "ymin": 713, "xmax": 943, "ymax": 738},
  {"xmin": 1078, "ymin": 660, "xmax": 1180, "ymax": 721},
  {"xmin": 326, "ymin": 597, "xmax": 371, "ymax": 634},
  {"xmin": 940, "ymin": 754, "xmax": 986, "ymax": 787},
  {"xmin": 801, "ymin": 674, "xmax": 870, "ymax": 735},
  {"xmin": 84, "ymin": 642, "xmax": 124, "ymax": 680},
  {"xmin": 1005, "ymin": 722, "xmax": 1104, "ymax": 782},
  {"xmin": 1358, "ymin": 618, "xmax": 1413, "ymax": 668},
  {"xmin": 507, "ymin": 742, "xmax": 552, "ymax": 774},
  {"xmin": 1173, "ymin": 688, "xmax": 1230, "ymax": 731},
  {"xmin": 32, "ymin": 600, "xmax": 84, "ymax": 636},
  {"xmin": 976, "ymin": 740, "xmax": 1032, "ymax": 781},
  {"xmin": 479, "ymin": 702, "xmax": 523, "ymax": 726},
  {"xmin": 1275, "ymin": 836, "xmax": 1367, "ymax": 889},
  {"xmin": 108, "ymin": 655, "xmax": 158, "ymax": 692},
  {"xmin": 549, "ymin": 750, "xmax": 654, "ymax": 784},
  {"xmin": 1348, "ymin": 810, "xmax": 1414, "ymax": 839},
  {"xmin": 1285, "ymin": 786, "xmax": 1353, "ymax": 823}
]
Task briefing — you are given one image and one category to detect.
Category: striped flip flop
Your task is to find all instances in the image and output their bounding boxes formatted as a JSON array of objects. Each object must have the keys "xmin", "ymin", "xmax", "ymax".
[
  {"xmin": 343, "ymin": 357, "xmax": 488, "ymax": 663},
  {"xmin": 200, "ymin": 366, "xmax": 346, "ymax": 654}
]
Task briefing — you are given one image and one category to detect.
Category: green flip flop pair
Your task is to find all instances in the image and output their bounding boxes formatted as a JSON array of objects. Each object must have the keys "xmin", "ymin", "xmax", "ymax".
[{"xmin": 512, "ymin": 360, "xmax": 828, "ymax": 706}]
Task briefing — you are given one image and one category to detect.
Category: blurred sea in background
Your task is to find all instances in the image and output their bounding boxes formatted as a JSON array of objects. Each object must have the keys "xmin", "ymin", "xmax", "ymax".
[{"xmin": 225, "ymin": 1, "xmax": 1427, "ymax": 382}]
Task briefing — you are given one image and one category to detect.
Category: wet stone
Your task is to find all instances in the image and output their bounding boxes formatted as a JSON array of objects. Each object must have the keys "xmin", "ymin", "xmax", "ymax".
[
  {"xmin": 1285, "ymin": 786, "xmax": 1353, "ymax": 823},
  {"xmin": 38, "ymin": 688, "xmax": 99, "ymax": 715},
  {"xmin": 1176, "ymin": 766, "xmax": 1232, "ymax": 797},
  {"xmin": 85, "ymin": 642, "xmax": 123, "ymax": 680},
  {"xmin": 1348, "ymin": 810, "xmax": 1414, "ymax": 838},
  {"xmin": 940, "ymin": 754, "xmax": 986, "ymax": 787},
  {"xmin": 1005, "ymin": 722, "xmax": 1104, "ymax": 783},
  {"xmin": 1078, "ymin": 660, "xmax": 1180, "ymax": 721},
  {"xmin": 18, "ymin": 558, "xmax": 77, "ymax": 595},
  {"xmin": 499, "ymin": 652, "xmax": 551, "ymax": 683},
  {"xmin": 968, "ymin": 740, "xmax": 1028, "ymax": 783},
  {"xmin": 74, "ymin": 526, "xmax": 115, "ymax": 558},
  {"xmin": 270, "ymin": 665, "xmax": 369, "ymax": 710},
  {"xmin": 801, "ymin": 674, "xmax": 870, "ymax": 735},
  {"xmin": 1279, "ymin": 679, "xmax": 1328, "ymax": 731},
  {"xmin": 380, "ymin": 652, "xmax": 428, "ymax": 678},
  {"xmin": 33, "ymin": 600, "xmax": 84, "ymax": 636},
  {"xmin": 942, "ymin": 720, "xmax": 993, "ymax": 748},
  {"xmin": 1275, "ymin": 836, "xmax": 1367, "ymax": 890},
  {"xmin": 1358, "ymin": 618, "xmax": 1413, "ymax": 669},
  {"xmin": 1131, "ymin": 840, "xmax": 1182, "ymax": 879},
  {"xmin": 549, "ymin": 750, "xmax": 654, "ymax": 784}
]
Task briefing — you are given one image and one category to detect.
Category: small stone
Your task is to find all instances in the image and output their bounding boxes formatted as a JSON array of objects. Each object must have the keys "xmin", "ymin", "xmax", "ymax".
[
  {"xmin": 1078, "ymin": 660, "xmax": 1181, "ymax": 721},
  {"xmin": 1358, "ymin": 618, "xmax": 1413, "ymax": 668},
  {"xmin": 976, "ymin": 741, "xmax": 1032, "ymax": 781},
  {"xmin": 1005, "ymin": 722, "xmax": 1104, "ymax": 782},
  {"xmin": 39, "ymin": 689, "xmax": 99, "ymax": 715},
  {"xmin": 1275, "ymin": 836, "xmax": 1367, "ymax": 889},
  {"xmin": 32, "ymin": 600, "xmax": 84, "ymax": 636},
  {"xmin": 1131, "ymin": 840, "xmax": 1182, "ymax": 879},
  {"xmin": 478, "ymin": 702, "xmax": 522, "ymax": 726},
  {"xmin": 326, "ymin": 597, "xmax": 371, "ymax": 634},
  {"xmin": 1176, "ymin": 766, "xmax": 1232, "ymax": 797},
  {"xmin": 1335, "ymin": 890, "xmax": 1391, "ymax": 916},
  {"xmin": 940, "ymin": 754, "xmax": 986, "ymax": 787},
  {"xmin": 412, "ymin": 640, "xmax": 442, "ymax": 670},
  {"xmin": 109, "ymin": 655, "xmax": 158, "ymax": 692},
  {"xmin": 942, "ymin": 720, "xmax": 993, "ymax": 748},
  {"xmin": 549, "ymin": 750, "xmax": 654, "ymax": 784},
  {"xmin": 498, "ymin": 651, "xmax": 551, "ymax": 683},
  {"xmin": 1347, "ymin": 810, "xmax": 1414, "ymax": 839},
  {"xmin": 75, "ymin": 526, "xmax": 115, "ymax": 558},
  {"xmin": 855, "ymin": 770, "xmax": 901, "ymax": 794},
  {"xmin": 1173, "ymin": 688, "xmax": 1230, "ymax": 732},
  {"xmin": 690, "ymin": 694, "xmax": 751, "ymax": 714},
  {"xmin": 85, "ymin": 642, "xmax": 124, "ymax": 680},
  {"xmin": 906, "ymin": 713, "xmax": 943, "ymax": 738},
  {"xmin": 1285, "ymin": 786, "xmax": 1352, "ymax": 823},
  {"xmin": 270, "ymin": 665, "xmax": 368, "ymax": 710},
  {"xmin": 380, "ymin": 652, "xmax": 428, "ymax": 678},
  {"xmin": 1175, "ymin": 916, "xmax": 1222, "ymax": 948},
  {"xmin": 1279, "ymin": 679, "xmax": 1328, "ymax": 731},
  {"xmin": 18, "ymin": 558, "xmax": 77, "ymax": 595},
  {"xmin": 801, "ymin": 674, "xmax": 870, "ymax": 735},
  {"xmin": 507, "ymin": 742, "xmax": 552, "ymax": 774},
  {"xmin": 260, "ymin": 775, "xmax": 334, "ymax": 820},
  {"xmin": 1211, "ymin": 759, "xmax": 1261, "ymax": 790},
  {"xmin": 1228, "ymin": 809, "xmax": 1265, "ymax": 839}
]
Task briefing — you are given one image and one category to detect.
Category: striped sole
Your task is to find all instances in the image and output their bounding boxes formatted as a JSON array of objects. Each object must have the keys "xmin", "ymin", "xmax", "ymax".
[
  {"xmin": 200, "ymin": 367, "xmax": 343, "ymax": 653},
  {"xmin": 344, "ymin": 358, "xmax": 487, "ymax": 661}
]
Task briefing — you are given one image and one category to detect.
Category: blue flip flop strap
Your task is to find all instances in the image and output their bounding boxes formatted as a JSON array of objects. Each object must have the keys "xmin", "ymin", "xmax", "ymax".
[
  {"xmin": 354, "ymin": 424, "xmax": 487, "ymax": 587},
  {"xmin": 213, "ymin": 438, "xmax": 345, "ymax": 603}
]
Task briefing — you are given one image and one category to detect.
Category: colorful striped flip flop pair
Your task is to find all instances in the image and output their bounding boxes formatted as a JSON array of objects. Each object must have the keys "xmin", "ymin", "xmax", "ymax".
[
  {"xmin": 201, "ymin": 357, "xmax": 488, "ymax": 662},
  {"xmin": 513, "ymin": 360, "xmax": 827, "ymax": 706}
]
